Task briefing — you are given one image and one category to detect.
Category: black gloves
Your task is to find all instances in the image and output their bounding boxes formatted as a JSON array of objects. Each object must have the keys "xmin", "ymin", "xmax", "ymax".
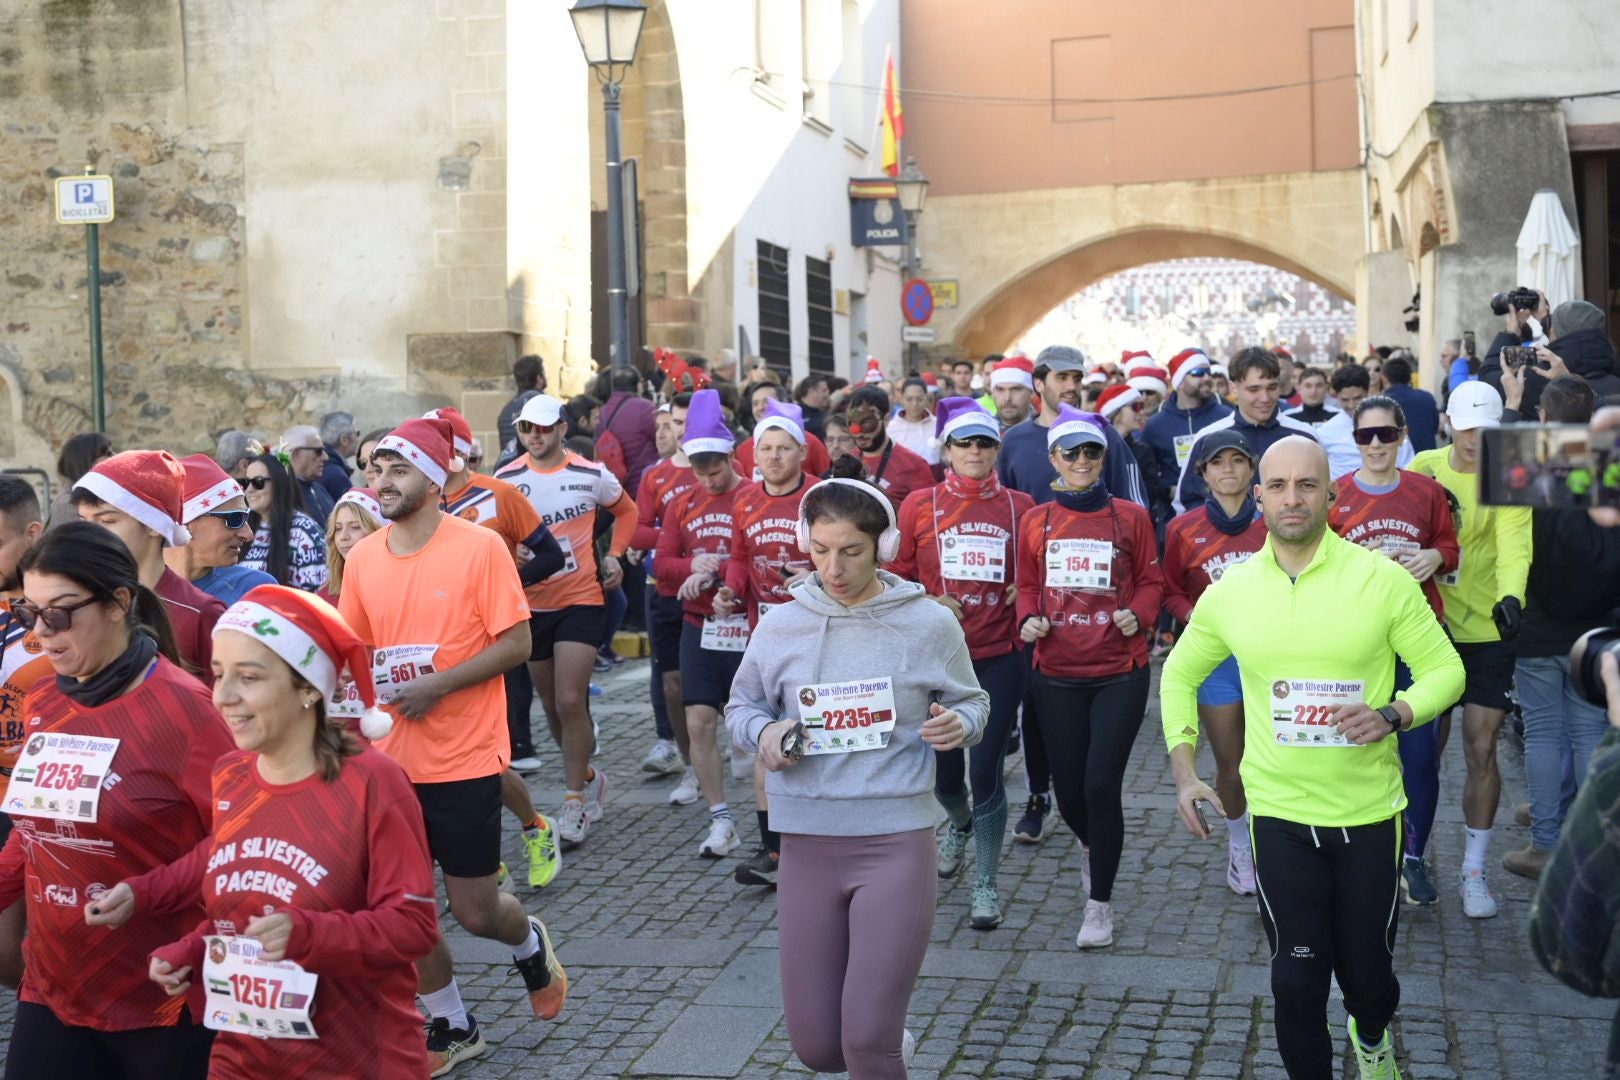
[{"xmin": 1492, "ymin": 596, "xmax": 1523, "ymax": 641}]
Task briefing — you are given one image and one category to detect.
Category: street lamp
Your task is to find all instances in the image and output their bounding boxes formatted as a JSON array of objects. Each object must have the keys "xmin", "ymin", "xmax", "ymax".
[
  {"xmin": 895, "ymin": 156, "xmax": 929, "ymax": 372},
  {"xmin": 570, "ymin": 0, "xmax": 647, "ymax": 372}
]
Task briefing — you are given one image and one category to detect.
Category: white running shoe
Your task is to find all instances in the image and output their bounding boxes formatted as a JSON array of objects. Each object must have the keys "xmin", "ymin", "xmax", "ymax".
[
  {"xmin": 901, "ymin": 1029, "xmax": 915, "ymax": 1066},
  {"xmin": 669, "ymin": 767, "xmax": 701, "ymax": 806},
  {"xmin": 1458, "ymin": 868, "xmax": 1498, "ymax": 918},
  {"xmin": 1227, "ymin": 843, "xmax": 1257, "ymax": 896},
  {"xmin": 1076, "ymin": 899, "xmax": 1113, "ymax": 949},
  {"xmin": 509, "ymin": 755, "xmax": 543, "ymax": 772},
  {"xmin": 1078, "ymin": 841, "xmax": 1092, "ymax": 896},
  {"xmin": 641, "ymin": 740, "xmax": 681, "ymax": 775},
  {"xmin": 555, "ymin": 799, "xmax": 588, "ymax": 848},
  {"xmin": 584, "ymin": 768, "xmax": 607, "ymax": 823},
  {"xmin": 698, "ymin": 818, "xmax": 739, "ymax": 858}
]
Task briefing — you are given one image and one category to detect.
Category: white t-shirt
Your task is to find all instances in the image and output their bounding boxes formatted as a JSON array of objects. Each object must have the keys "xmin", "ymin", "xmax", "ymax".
[{"xmin": 887, "ymin": 413, "xmax": 939, "ymax": 465}]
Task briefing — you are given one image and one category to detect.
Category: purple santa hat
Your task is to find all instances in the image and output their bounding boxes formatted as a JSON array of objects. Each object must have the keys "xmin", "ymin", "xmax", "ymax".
[
  {"xmin": 680, "ymin": 388, "xmax": 736, "ymax": 457},
  {"xmin": 930, "ymin": 396, "xmax": 1001, "ymax": 450},
  {"xmin": 753, "ymin": 398, "xmax": 807, "ymax": 445},
  {"xmin": 1046, "ymin": 404, "xmax": 1108, "ymax": 451}
]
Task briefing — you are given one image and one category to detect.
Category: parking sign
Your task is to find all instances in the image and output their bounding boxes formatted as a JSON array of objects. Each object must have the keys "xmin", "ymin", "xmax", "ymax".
[{"xmin": 54, "ymin": 175, "xmax": 114, "ymax": 224}]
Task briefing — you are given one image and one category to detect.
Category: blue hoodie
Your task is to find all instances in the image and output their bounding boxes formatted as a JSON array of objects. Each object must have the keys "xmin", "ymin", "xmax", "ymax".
[{"xmin": 1141, "ymin": 397, "xmax": 1231, "ymax": 507}]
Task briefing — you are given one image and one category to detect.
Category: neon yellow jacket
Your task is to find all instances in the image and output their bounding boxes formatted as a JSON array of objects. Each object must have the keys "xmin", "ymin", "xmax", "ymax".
[
  {"xmin": 1161, "ymin": 528, "xmax": 1464, "ymax": 827},
  {"xmin": 1407, "ymin": 448, "xmax": 1532, "ymax": 643}
]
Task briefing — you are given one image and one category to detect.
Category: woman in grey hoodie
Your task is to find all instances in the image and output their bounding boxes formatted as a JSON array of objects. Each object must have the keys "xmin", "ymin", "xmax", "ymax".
[{"xmin": 726, "ymin": 478, "xmax": 989, "ymax": 1080}]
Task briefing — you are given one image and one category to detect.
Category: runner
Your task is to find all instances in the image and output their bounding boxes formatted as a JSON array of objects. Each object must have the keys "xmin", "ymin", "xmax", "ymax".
[
  {"xmin": 654, "ymin": 391, "xmax": 751, "ymax": 858},
  {"xmin": 1173, "ymin": 348, "xmax": 1317, "ymax": 514},
  {"xmin": 165, "ymin": 454, "xmax": 275, "ymax": 607},
  {"xmin": 1016, "ymin": 407, "xmax": 1164, "ymax": 948},
  {"xmin": 1141, "ymin": 349, "xmax": 1232, "ymax": 514},
  {"xmin": 316, "ymin": 487, "xmax": 383, "ymax": 607},
  {"xmin": 1331, "ymin": 396, "xmax": 1459, "ymax": 907},
  {"xmin": 1162, "ymin": 436, "xmax": 1464, "ymax": 1080},
  {"xmin": 495, "ymin": 395, "xmax": 637, "ymax": 848},
  {"xmin": 74, "ymin": 451, "xmax": 226, "ymax": 677},
  {"xmin": 891, "ymin": 398, "xmax": 1034, "ymax": 929},
  {"xmin": 726, "ymin": 478, "xmax": 989, "ymax": 1079},
  {"xmin": 338, "ymin": 417, "xmax": 567, "ymax": 1073},
  {"xmin": 716, "ymin": 399, "xmax": 822, "ymax": 885},
  {"xmin": 0, "ymin": 522, "xmax": 231, "ymax": 1078},
  {"xmin": 843, "ymin": 386, "xmax": 937, "ymax": 510},
  {"xmin": 989, "ymin": 354, "xmax": 1036, "ymax": 431},
  {"xmin": 91, "ymin": 585, "xmax": 438, "ymax": 1078},
  {"xmin": 1408, "ymin": 382, "xmax": 1532, "ymax": 918},
  {"xmin": 1159, "ymin": 431, "xmax": 1266, "ymax": 895}
]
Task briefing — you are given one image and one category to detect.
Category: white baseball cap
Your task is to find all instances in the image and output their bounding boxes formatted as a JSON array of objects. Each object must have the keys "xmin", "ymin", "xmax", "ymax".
[
  {"xmin": 1445, "ymin": 381, "xmax": 1502, "ymax": 432},
  {"xmin": 517, "ymin": 393, "xmax": 565, "ymax": 427}
]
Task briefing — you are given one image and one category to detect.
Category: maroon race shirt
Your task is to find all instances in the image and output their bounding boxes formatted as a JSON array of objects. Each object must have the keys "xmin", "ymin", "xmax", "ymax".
[
  {"xmin": 723, "ymin": 474, "xmax": 819, "ymax": 629},
  {"xmin": 1331, "ymin": 471, "xmax": 1459, "ymax": 621},
  {"xmin": 157, "ymin": 567, "xmax": 226, "ymax": 681},
  {"xmin": 631, "ymin": 455, "xmax": 696, "ymax": 560},
  {"xmin": 860, "ymin": 439, "xmax": 935, "ymax": 511},
  {"xmin": 655, "ymin": 479, "xmax": 744, "ymax": 626},
  {"xmin": 1160, "ymin": 505, "xmax": 1268, "ymax": 624}
]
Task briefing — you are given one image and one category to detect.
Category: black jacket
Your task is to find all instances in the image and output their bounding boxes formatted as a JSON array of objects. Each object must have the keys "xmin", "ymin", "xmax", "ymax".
[
  {"xmin": 1482, "ymin": 327, "xmax": 1620, "ymax": 415},
  {"xmin": 1520, "ymin": 508, "xmax": 1620, "ymax": 657}
]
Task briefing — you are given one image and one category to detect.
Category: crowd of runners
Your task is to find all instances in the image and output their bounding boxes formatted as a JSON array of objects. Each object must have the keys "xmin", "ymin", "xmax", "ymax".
[{"xmin": 0, "ymin": 327, "xmax": 1617, "ymax": 1080}]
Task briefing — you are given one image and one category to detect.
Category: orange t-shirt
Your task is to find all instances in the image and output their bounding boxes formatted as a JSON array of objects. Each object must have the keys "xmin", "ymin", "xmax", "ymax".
[
  {"xmin": 0, "ymin": 601, "xmax": 53, "ymax": 801},
  {"xmin": 339, "ymin": 514, "xmax": 530, "ymax": 784},
  {"xmin": 443, "ymin": 472, "xmax": 542, "ymax": 560},
  {"xmin": 495, "ymin": 451, "xmax": 636, "ymax": 611}
]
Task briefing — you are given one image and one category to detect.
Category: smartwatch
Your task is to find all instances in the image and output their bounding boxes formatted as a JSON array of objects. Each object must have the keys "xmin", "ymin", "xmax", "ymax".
[{"xmin": 1377, "ymin": 704, "xmax": 1404, "ymax": 732}]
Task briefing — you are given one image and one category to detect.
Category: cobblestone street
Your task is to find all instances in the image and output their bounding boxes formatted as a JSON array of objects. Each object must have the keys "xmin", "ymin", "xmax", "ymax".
[{"xmin": 1, "ymin": 657, "xmax": 1610, "ymax": 1078}]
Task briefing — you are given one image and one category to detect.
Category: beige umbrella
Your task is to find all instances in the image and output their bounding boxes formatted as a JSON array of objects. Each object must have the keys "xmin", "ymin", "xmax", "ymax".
[{"xmin": 1515, "ymin": 188, "xmax": 1581, "ymax": 307}]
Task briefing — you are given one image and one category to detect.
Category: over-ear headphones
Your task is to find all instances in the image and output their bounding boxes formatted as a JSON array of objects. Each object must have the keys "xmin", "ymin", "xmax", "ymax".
[{"xmin": 796, "ymin": 478, "xmax": 902, "ymax": 563}]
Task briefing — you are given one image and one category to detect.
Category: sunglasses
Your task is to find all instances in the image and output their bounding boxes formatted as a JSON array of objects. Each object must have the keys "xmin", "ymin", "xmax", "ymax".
[
  {"xmin": 949, "ymin": 436, "xmax": 999, "ymax": 450},
  {"xmin": 466, "ymin": 455, "xmax": 484, "ymax": 466},
  {"xmin": 1352, "ymin": 425, "xmax": 1402, "ymax": 446},
  {"xmin": 204, "ymin": 510, "xmax": 250, "ymax": 529},
  {"xmin": 1057, "ymin": 443, "xmax": 1105, "ymax": 462},
  {"xmin": 242, "ymin": 476, "xmax": 272, "ymax": 490},
  {"xmin": 1185, "ymin": 367, "xmax": 1211, "ymax": 378},
  {"xmin": 357, "ymin": 457, "xmax": 371, "ymax": 471},
  {"xmin": 1125, "ymin": 401, "xmax": 1145, "ymax": 412},
  {"xmin": 517, "ymin": 420, "xmax": 558, "ymax": 435},
  {"xmin": 12, "ymin": 596, "xmax": 100, "ymax": 633}
]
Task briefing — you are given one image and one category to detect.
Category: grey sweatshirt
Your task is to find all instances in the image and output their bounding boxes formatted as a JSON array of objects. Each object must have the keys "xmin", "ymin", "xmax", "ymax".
[{"xmin": 725, "ymin": 570, "xmax": 989, "ymax": 837}]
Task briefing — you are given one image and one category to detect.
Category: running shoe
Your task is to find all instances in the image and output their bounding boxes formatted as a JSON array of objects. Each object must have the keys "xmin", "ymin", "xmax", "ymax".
[
  {"xmin": 902, "ymin": 1028, "xmax": 915, "ymax": 1067},
  {"xmin": 588, "ymin": 682, "xmax": 603, "ymax": 698},
  {"xmin": 427, "ymin": 1014, "xmax": 486, "ymax": 1077},
  {"xmin": 1399, "ymin": 858, "xmax": 1437, "ymax": 906},
  {"xmin": 523, "ymin": 817, "xmax": 561, "ymax": 889},
  {"xmin": 592, "ymin": 654, "xmax": 611, "ymax": 673},
  {"xmin": 969, "ymin": 884, "xmax": 1002, "ymax": 930},
  {"xmin": 1347, "ymin": 1016, "xmax": 1401, "ymax": 1079},
  {"xmin": 668, "ymin": 766, "xmax": 701, "ymax": 806},
  {"xmin": 937, "ymin": 824, "xmax": 970, "ymax": 878},
  {"xmin": 641, "ymin": 739, "xmax": 681, "ymax": 775},
  {"xmin": 1457, "ymin": 868, "xmax": 1498, "ymax": 919},
  {"xmin": 1013, "ymin": 793, "xmax": 1050, "ymax": 844},
  {"xmin": 597, "ymin": 645, "xmax": 624, "ymax": 667},
  {"xmin": 510, "ymin": 754, "xmax": 543, "ymax": 773},
  {"xmin": 734, "ymin": 847, "xmax": 779, "ymax": 886},
  {"xmin": 583, "ymin": 767, "xmax": 608, "ymax": 823},
  {"xmin": 698, "ymin": 817, "xmax": 739, "ymax": 858},
  {"xmin": 555, "ymin": 798, "xmax": 588, "ymax": 849},
  {"xmin": 1227, "ymin": 843, "xmax": 1256, "ymax": 896},
  {"xmin": 1075, "ymin": 899, "xmax": 1113, "ymax": 949},
  {"xmin": 511, "ymin": 916, "xmax": 568, "ymax": 1020}
]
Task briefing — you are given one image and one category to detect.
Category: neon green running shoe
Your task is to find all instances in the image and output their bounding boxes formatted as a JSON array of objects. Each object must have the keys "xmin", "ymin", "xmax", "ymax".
[
  {"xmin": 1348, "ymin": 1017, "xmax": 1401, "ymax": 1080},
  {"xmin": 524, "ymin": 815, "xmax": 562, "ymax": 888}
]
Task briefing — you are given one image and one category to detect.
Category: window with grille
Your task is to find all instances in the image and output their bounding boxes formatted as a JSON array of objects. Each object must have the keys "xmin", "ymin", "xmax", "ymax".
[
  {"xmin": 805, "ymin": 256, "xmax": 834, "ymax": 374},
  {"xmin": 757, "ymin": 240, "xmax": 792, "ymax": 378}
]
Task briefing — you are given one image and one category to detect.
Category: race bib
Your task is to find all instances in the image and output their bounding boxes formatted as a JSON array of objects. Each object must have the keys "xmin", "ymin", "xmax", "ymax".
[
  {"xmin": 796, "ymin": 677, "xmax": 896, "ymax": 756},
  {"xmin": 1373, "ymin": 536, "xmax": 1420, "ymax": 557},
  {"xmin": 1270, "ymin": 678, "xmax": 1364, "ymax": 748},
  {"xmin": 1436, "ymin": 549, "xmax": 1460, "ymax": 589},
  {"xmin": 203, "ymin": 936, "xmax": 319, "ymax": 1040},
  {"xmin": 4, "ymin": 732, "xmax": 118, "ymax": 822},
  {"xmin": 939, "ymin": 533, "xmax": 1005, "ymax": 583},
  {"xmin": 700, "ymin": 614, "xmax": 750, "ymax": 652},
  {"xmin": 371, "ymin": 644, "xmax": 440, "ymax": 705},
  {"xmin": 552, "ymin": 536, "xmax": 578, "ymax": 578},
  {"xmin": 1046, "ymin": 539, "xmax": 1112, "ymax": 591},
  {"xmin": 1173, "ymin": 433, "xmax": 1197, "ymax": 469},
  {"xmin": 328, "ymin": 680, "xmax": 363, "ymax": 721}
]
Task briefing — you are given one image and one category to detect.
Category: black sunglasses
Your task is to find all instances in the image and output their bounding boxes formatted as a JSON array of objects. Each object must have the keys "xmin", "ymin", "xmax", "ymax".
[
  {"xmin": 357, "ymin": 457, "xmax": 371, "ymax": 471},
  {"xmin": 1057, "ymin": 443, "xmax": 1105, "ymax": 462},
  {"xmin": 1352, "ymin": 425, "xmax": 1402, "ymax": 446},
  {"xmin": 12, "ymin": 596, "xmax": 101, "ymax": 633},
  {"xmin": 242, "ymin": 476, "xmax": 271, "ymax": 490},
  {"xmin": 1184, "ymin": 367, "xmax": 1211, "ymax": 379},
  {"xmin": 949, "ymin": 436, "xmax": 999, "ymax": 450},
  {"xmin": 204, "ymin": 510, "xmax": 250, "ymax": 529}
]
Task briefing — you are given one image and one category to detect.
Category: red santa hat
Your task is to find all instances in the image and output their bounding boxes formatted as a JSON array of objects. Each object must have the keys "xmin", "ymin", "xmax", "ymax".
[
  {"xmin": 334, "ymin": 487, "xmax": 383, "ymax": 521},
  {"xmin": 177, "ymin": 453, "xmax": 244, "ymax": 525},
  {"xmin": 862, "ymin": 356, "xmax": 884, "ymax": 384},
  {"xmin": 214, "ymin": 584, "xmax": 393, "ymax": 741},
  {"xmin": 990, "ymin": 354, "xmax": 1035, "ymax": 389},
  {"xmin": 1119, "ymin": 349, "xmax": 1154, "ymax": 370},
  {"xmin": 375, "ymin": 417, "xmax": 460, "ymax": 488},
  {"xmin": 1273, "ymin": 345, "xmax": 1294, "ymax": 362},
  {"xmin": 1126, "ymin": 365, "xmax": 1169, "ymax": 397},
  {"xmin": 1096, "ymin": 384, "xmax": 1142, "ymax": 419},
  {"xmin": 422, "ymin": 407, "xmax": 474, "ymax": 457},
  {"xmin": 1081, "ymin": 367, "xmax": 1109, "ymax": 386},
  {"xmin": 75, "ymin": 450, "xmax": 191, "ymax": 547},
  {"xmin": 920, "ymin": 371, "xmax": 941, "ymax": 393},
  {"xmin": 1168, "ymin": 348, "xmax": 1212, "ymax": 389}
]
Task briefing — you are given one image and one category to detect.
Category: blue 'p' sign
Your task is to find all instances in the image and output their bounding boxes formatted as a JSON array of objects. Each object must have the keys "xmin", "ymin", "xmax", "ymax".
[{"xmin": 74, "ymin": 183, "xmax": 95, "ymax": 203}]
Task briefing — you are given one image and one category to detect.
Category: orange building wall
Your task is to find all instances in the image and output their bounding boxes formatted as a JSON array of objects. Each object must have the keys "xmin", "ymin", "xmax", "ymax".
[{"xmin": 901, "ymin": 0, "xmax": 1358, "ymax": 197}]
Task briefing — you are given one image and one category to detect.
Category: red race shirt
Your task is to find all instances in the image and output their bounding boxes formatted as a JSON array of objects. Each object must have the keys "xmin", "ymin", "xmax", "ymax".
[
  {"xmin": 1161, "ymin": 505, "xmax": 1268, "ymax": 624},
  {"xmin": 1015, "ymin": 498, "xmax": 1164, "ymax": 680},
  {"xmin": 0, "ymin": 659, "xmax": 230, "ymax": 1031},
  {"xmin": 632, "ymin": 456, "xmax": 696, "ymax": 562},
  {"xmin": 157, "ymin": 568, "xmax": 226, "ymax": 682},
  {"xmin": 723, "ymin": 474, "xmax": 819, "ymax": 628},
  {"xmin": 148, "ymin": 749, "xmax": 437, "ymax": 1080},
  {"xmin": 1331, "ymin": 471, "xmax": 1459, "ymax": 621},
  {"xmin": 892, "ymin": 476, "xmax": 1034, "ymax": 660},
  {"xmin": 655, "ymin": 479, "xmax": 745, "ymax": 625},
  {"xmin": 861, "ymin": 439, "xmax": 936, "ymax": 510},
  {"xmin": 734, "ymin": 433, "xmax": 831, "ymax": 481},
  {"xmin": 0, "ymin": 601, "xmax": 53, "ymax": 802}
]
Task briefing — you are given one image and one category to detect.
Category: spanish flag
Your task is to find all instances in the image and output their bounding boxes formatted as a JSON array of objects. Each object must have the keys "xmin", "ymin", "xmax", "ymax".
[{"xmin": 880, "ymin": 46, "xmax": 904, "ymax": 177}]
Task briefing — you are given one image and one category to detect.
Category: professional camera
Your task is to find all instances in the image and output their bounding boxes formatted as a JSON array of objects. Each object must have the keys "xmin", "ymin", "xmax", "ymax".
[
  {"xmin": 1569, "ymin": 625, "xmax": 1620, "ymax": 709},
  {"xmin": 1478, "ymin": 423, "xmax": 1620, "ymax": 510},
  {"xmin": 1490, "ymin": 286, "xmax": 1542, "ymax": 317}
]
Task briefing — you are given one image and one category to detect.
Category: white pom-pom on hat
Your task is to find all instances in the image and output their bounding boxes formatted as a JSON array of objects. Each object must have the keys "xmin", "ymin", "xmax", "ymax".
[{"xmin": 360, "ymin": 707, "xmax": 394, "ymax": 741}]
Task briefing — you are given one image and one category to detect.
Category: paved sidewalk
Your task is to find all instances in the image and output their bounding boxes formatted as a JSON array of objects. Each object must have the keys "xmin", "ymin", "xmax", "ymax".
[{"xmin": 0, "ymin": 658, "xmax": 1609, "ymax": 1077}]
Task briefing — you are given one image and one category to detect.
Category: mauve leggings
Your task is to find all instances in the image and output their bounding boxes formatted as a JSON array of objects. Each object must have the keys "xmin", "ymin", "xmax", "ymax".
[{"xmin": 778, "ymin": 828, "xmax": 936, "ymax": 1079}]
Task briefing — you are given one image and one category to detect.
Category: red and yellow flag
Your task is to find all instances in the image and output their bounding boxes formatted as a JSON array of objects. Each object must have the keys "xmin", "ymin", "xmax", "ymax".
[{"xmin": 880, "ymin": 47, "xmax": 904, "ymax": 177}]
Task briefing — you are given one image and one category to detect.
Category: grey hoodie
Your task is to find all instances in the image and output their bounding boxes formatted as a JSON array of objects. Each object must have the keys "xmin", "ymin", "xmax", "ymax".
[{"xmin": 725, "ymin": 569, "xmax": 989, "ymax": 837}]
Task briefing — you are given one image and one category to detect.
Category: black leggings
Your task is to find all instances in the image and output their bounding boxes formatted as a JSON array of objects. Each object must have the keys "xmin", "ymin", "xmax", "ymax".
[
  {"xmin": 1252, "ymin": 815, "xmax": 1402, "ymax": 1079},
  {"xmin": 6, "ymin": 1002, "xmax": 213, "ymax": 1080},
  {"xmin": 1019, "ymin": 648, "xmax": 1051, "ymax": 796},
  {"xmin": 936, "ymin": 651, "xmax": 1025, "ymax": 806},
  {"xmin": 1028, "ymin": 666, "xmax": 1150, "ymax": 903}
]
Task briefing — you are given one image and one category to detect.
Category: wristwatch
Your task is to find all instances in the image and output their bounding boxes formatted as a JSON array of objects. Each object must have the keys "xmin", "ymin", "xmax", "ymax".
[{"xmin": 1377, "ymin": 704, "xmax": 1405, "ymax": 732}]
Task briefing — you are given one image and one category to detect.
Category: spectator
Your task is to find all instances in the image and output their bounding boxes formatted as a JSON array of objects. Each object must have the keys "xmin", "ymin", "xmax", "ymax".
[
  {"xmin": 794, "ymin": 374, "xmax": 832, "ymax": 441},
  {"xmin": 741, "ymin": 354, "xmax": 771, "ymax": 386},
  {"xmin": 1442, "ymin": 337, "xmax": 1475, "ymax": 393},
  {"xmin": 1362, "ymin": 354, "xmax": 1386, "ymax": 395},
  {"xmin": 601, "ymin": 366, "xmax": 659, "ymax": 496},
  {"xmin": 47, "ymin": 431, "xmax": 112, "ymax": 529},
  {"xmin": 887, "ymin": 377, "xmax": 938, "ymax": 465},
  {"xmin": 1284, "ymin": 367, "xmax": 1337, "ymax": 426},
  {"xmin": 240, "ymin": 452, "xmax": 328, "ymax": 592},
  {"xmin": 1382, "ymin": 356, "xmax": 1440, "ymax": 452},
  {"xmin": 317, "ymin": 410, "xmax": 358, "ymax": 500},
  {"xmin": 711, "ymin": 348, "xmax": 739, "ymax": 384},
  {"xmin": 497, "ymin": 354, "xmax": 546, "ymax": 457},
  {"xmin": 740, "ymin": 374, "xmax": 784, "ymax": 431},
  {"xmin": 356, "ymin": 426, "xmax": 391, "ymax": 487},
  {"xmin": 215, "ymin": 430, "xmax": 261, "ymax": 479},
  {"xmin": 565, "ymin": 394, "xmax": 603, "ymax": 438},
  {"xmin": 279, "ymin": 424, "xmax": 336, "ymax": 523},
  {"xmin": 1480, "ymin": 289, "xmax": 1551, "ymax": 394},
  {"xmin": 1505, "ymin": 302, "xmax": 1620, "ymax": 417}
]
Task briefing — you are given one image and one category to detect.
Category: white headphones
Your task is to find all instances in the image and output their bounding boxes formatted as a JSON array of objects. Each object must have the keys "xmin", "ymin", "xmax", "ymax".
[{"xmin": 796, "ymin": 478, "xmax": 902, "ymax": 563}]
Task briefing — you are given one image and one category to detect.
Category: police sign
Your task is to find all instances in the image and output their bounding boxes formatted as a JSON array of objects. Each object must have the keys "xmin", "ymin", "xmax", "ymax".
[
  {"xmin": 54, "ymin": 175, "xmax": 115, "ymax": 224},
  {"xmin": 848, "ymin": 178, "xmax": 906, "ymax": 248}
]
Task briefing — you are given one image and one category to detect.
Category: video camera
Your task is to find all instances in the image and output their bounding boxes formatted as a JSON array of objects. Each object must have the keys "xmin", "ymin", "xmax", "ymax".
[{"xmin": 1490, "ymin": 287, "xmax": 1542, "ymax": 318}]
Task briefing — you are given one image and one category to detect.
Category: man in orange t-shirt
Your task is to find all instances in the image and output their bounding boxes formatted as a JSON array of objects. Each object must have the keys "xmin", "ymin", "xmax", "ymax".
[{"xmin": 340, "ymin": 417, "xmax": 566, "ymax": 1063}]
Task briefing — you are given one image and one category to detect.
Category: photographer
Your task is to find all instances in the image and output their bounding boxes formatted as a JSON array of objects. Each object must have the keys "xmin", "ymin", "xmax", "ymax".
[{"xmin": 1486, "ymin": 298, "xmax": 1620, "ymax": 417}]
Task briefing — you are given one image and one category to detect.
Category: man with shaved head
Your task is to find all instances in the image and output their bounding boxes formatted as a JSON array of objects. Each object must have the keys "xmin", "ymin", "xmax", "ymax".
[{"xmin": 1159, "ymin": 436, "xmax": 1464, "ymax": 1078}]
